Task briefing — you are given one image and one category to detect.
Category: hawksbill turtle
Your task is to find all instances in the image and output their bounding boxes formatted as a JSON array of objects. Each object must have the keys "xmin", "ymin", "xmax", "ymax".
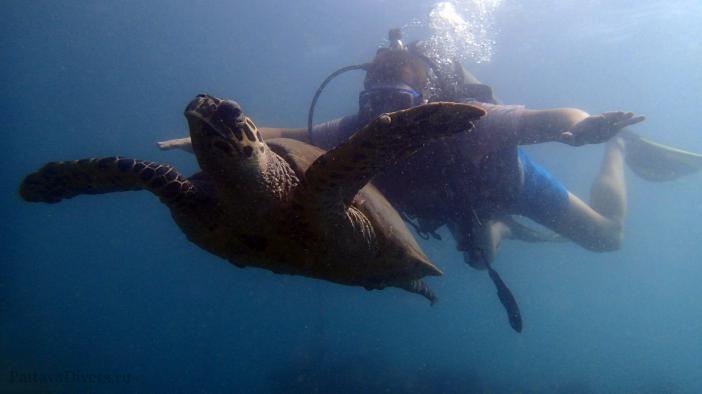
[{"xmin": 19, "ymin": 94, "xmax": 485, "ymax": 303}]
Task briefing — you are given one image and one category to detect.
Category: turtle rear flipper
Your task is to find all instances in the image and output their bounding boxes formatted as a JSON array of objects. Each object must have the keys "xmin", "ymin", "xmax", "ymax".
[
  {"xmin": 20, "ymin": 157, "xmax": 196, "ymax": 204},
  {"xmin": 301, "ymin": 102, "xmax": 485, "ymax": 208},
  {"xmin": 622, "ymin": 130, "xmax": 702, "ymax": 182}
]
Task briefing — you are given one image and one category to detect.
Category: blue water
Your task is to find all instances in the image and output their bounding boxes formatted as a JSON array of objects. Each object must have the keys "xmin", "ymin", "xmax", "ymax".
[{"xmin": 2, "ymin": 1, "xmax": 701, "ymax": 392}]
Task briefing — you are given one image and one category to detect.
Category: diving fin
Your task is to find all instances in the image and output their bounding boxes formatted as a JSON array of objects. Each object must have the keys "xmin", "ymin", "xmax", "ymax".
[
  {"xmin": 621, "ymin": 130, "xmax": 702, "ymax": 182},
  {"xmin": 487, "ymin": 265, "xmax": 523, "ymax": 333}
]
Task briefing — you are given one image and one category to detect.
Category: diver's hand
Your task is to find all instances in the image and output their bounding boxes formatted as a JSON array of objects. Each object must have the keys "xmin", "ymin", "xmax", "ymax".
[{"xmin": 560, "ymin": 112, "xmax": 645, "ymax": 146}]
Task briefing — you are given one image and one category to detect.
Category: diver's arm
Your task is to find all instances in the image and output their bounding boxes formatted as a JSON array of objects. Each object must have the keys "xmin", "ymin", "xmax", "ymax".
[
  {"xmin": 157, "ymin": 127, "xmax": 310, "ymax": 153},
  {"xmin": 517, "ymin": 108, "xmax": 589, "ymax": 144},
  {"xmin": 518, "ymin": 108, "xmax": 644, "ymax": 146},
  {"xmin": 466, "ymin": 107, "xmax": 588, "ymax": 157}
]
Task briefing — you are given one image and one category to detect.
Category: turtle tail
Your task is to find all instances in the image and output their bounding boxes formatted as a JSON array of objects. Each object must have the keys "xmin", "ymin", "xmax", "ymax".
[
  {"xmin": 395, "ymin": 279, "xmax": 438, "ymax": 305},
  {"xmin": 20, "ymin": 157, "xmax": 194, "ymax": 204}
]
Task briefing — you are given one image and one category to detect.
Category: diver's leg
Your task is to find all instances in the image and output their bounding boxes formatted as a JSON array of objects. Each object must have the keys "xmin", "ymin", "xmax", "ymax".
[
  {"xmin": 449, "ymin": 219, "xmax": 511, "ymax": 269},
  {"xmin": 157, "ymin": 137, "xmax": 193, "ymax": 153},
  {"xmin": 551, "ymin": 138, "xmax": 627, "ymax": 251},
  {"xmin": 477, "ymin": 220, "xmax": 512, "ymax": 265},
  {"xmin": 590, "ymin": 136, "xmax": 627, "ymax": 225},
  {"xmin": 553, "ymin": 193, "xmax": 623, "ymax": 251}
]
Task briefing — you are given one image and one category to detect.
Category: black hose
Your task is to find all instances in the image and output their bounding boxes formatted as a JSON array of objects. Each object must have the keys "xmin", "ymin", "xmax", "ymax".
[{"xmin": 307, "ymin": 64, "xmax": 369, "ymax": 138}]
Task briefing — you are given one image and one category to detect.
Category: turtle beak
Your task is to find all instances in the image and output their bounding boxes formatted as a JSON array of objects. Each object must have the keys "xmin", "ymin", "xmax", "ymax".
[
  {"xmin": 185, "ymin": 95, "xmax": 244, "ymax": 140},
  {"xmin": 184, "ymin": 94, "xmax": 218, "ymax": 126}
]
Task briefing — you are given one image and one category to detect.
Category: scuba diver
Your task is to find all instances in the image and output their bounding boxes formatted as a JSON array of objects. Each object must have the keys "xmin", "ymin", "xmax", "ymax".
[{"xmin": 158, "ymin": 29, "xmax": 702, "ymax": 332}]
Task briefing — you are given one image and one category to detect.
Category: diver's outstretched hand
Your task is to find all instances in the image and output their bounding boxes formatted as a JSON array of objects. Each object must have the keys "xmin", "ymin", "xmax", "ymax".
[{"xmin": 560, "ymin": 112, "xmax": 645, "ymax": 146}]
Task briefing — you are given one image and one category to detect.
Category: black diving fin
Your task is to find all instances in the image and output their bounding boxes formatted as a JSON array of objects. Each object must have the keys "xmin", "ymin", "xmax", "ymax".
[{"xmin": 486, "ymin": 264, "xmax": 523, "ymax": 333}]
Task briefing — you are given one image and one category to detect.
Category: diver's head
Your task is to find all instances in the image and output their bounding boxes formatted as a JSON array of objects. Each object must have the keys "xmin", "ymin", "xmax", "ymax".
[
  {"xmin": 357, "ymin": 41, "xmax": 433, "ymax": 123},
  {"xmin": 307, "ymin": 28, "xmax": 462, "ymax": 133},
  {"xmin": 358, "ymin": 83, "xmax": 424, "ymax": 124}
]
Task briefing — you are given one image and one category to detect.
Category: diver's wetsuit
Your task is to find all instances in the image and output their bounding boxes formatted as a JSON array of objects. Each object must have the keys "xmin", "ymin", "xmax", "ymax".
[{"xmin": 310, "ymin": 101, "xmax": 569, "ymax": 259}]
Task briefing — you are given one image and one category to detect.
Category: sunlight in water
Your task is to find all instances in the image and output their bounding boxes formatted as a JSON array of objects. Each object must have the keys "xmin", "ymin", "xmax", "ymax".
[{"xmin": 425, "ymin": 0, "xmax": 503, "ymax": 64}]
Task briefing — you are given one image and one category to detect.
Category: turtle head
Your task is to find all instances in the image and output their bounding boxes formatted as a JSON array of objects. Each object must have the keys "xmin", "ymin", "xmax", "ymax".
[{"xmin": 184, "ymin": 94, "xmax": 268, "ymax": 178}]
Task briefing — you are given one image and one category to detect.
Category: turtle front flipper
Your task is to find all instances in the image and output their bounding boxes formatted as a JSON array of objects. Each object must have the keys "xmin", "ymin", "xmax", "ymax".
[
  {"xmin": 20, "ymin": 157, "xmax": 196, "ymax": 204},
  {"xmin": 301, "ymin": 102, "xmax": 485, "ymax": 208}
]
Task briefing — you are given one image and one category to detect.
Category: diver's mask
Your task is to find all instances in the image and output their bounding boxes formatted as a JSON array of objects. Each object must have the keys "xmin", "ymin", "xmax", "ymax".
[{"xmin": 358, "ymin": 84, "xmax": 424, "ymax": 123}]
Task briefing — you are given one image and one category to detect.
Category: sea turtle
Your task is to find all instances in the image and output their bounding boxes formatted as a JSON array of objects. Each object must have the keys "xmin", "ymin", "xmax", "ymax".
[{"xmin": 19, "ymin": 94, "xmax": 485, "ymax": 303}]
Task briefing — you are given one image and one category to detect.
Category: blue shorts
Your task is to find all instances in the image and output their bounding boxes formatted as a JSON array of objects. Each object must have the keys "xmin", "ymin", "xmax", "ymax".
[{"xmin": 512, "ymin": 149, "xmax": 570, "ymax": 225}]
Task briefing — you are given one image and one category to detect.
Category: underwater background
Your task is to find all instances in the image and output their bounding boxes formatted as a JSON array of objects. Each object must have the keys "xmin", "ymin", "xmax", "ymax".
[{"xmin": 1, "ymin": 0, "xmax": 701, "ymax": 392}]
